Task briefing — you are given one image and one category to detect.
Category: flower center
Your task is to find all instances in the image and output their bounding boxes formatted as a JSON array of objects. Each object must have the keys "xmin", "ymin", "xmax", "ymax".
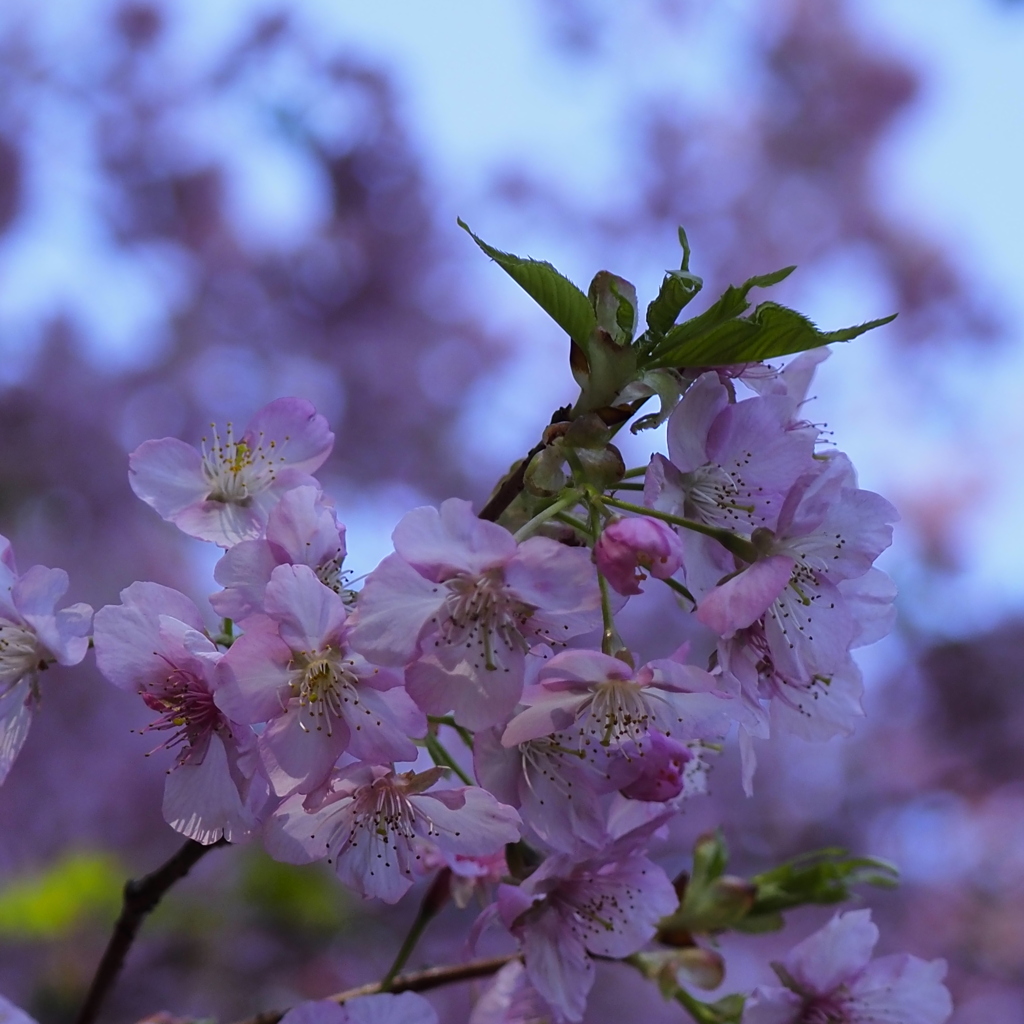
[
  {"xmin": 800, "ymin": 995, "xmax": 849, "ymax": 1024},
  {"xmin": 200, "ymin": 422, "xmax": 289, "ymax": 505},
  {"xmin": 438, "ymin": 570, "xmax": 533, "ymax": 671},
  {"xmin": 580, "ymin": 679, "xmax": 651, "ymax": 749},
  {"xmin": 684, "ymin": 462, "xmax": 757, "ymax": 529},
  {"xmin": 520, "ymin": 738, "xmax": 587, "ymax": 801},
  {"xmin": 289, "ymin": 649, "xmax": 361, "ymax": 735},
  {"xmin": 141, "ymin": 667, "xmax": 224, "ymax": 765}
]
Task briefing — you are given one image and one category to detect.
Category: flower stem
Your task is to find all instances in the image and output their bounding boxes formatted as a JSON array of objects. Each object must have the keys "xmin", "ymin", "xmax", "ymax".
[
  {"xmin": 424, "ymin": 732, "xmax": 474, "ymax": 786},
  {"xmin": 601, "ymin": 495, "xmax": 758, "ymax": 563},
  {"xmin": 427, "ymin": 715, "xmax": 475, "ymax": 749},
  {"xmin": 554, "ymin": 510, "xmax": 590, "ymax": 537},
  {"xmin": 588, "ymin": 500, "xmax": 624, "ymax": 657},
  {"xmin": 513, "ymin": 491, "xmax": 581, "ymax": 542},
  {"xmin": 380, "ymin": 869, "xmax": 453, "ymax": 990},
  {"xmin": 660, "ymin": 575, "xmax": 696, "ymax": 606}
]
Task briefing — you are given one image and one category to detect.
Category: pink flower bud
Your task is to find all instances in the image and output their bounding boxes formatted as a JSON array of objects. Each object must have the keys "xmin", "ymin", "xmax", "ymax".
[{"xmin": 594, "ymin": 516, "xmax": 684, "ymax": 596}]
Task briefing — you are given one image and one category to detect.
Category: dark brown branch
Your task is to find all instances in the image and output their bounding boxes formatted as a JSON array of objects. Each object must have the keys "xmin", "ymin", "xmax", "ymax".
[
  {"xmin": 75, "ymin": 838, "xmax": 228, "ymax": 1024},
  {"xmin": 477, "ymin": 406, "xmax": 572, "ymax": 523},
  {"xmin": 234, "ymin": 954, "xmax": 518, "ymax": 1024}
]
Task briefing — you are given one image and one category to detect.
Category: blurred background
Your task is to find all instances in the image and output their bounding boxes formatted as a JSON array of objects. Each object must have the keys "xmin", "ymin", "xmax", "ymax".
[{"xmin": 0, "ymin": 0, "xmax": 1021, "ymax": 1021}]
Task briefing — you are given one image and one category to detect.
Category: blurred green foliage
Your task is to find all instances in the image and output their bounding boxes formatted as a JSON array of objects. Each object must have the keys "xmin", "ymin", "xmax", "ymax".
[
  {"xmin": 0, "ymin": 853, "xmax": 122, "ymax": 939},
  {"xmin": 237, "ymin": 850, "xmax": 348, "ymax": 935}
]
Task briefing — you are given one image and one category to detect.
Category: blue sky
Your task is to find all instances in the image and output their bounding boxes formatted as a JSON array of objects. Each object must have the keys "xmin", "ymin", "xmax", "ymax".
[{"xmin": 2, "ymin": 0, "xmax": 1023, "ymax": 628}]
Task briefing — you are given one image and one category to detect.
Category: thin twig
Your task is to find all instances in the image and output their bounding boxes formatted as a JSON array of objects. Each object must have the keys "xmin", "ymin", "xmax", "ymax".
[
  {"xmin": 75, "ymin": 838, "xmax": 228, "ymax": 1024},
  {"xmin": 234, "ymin": 955, "xmax": 518, "ymax": 1024},
  {"xmin": 477, "ymin": 407, "xmax": 572, "ymax": 523}
]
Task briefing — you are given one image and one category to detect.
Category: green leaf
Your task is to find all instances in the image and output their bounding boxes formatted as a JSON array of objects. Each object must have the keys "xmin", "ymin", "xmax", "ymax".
[
  {"xmin": 645, "ymin": 227, "xmax": 704, "ymax": 335},
  {"xmin": 0, "ymin": 853, "xmax": 122, "ymax": 938},
  {"xmin": 458, "ymin": 219, "xmax": 597, "ymax": 346},
  {"xmin": 643, "ymin": 265, "xmax": 795, "ymax": 363},
  {"xmin": 740, "ymin": 848, "xmax": 899, "ymax": 927},
  {"xmin": 647, "ymin": 300, "xmax": 896, "ymax": 370}
]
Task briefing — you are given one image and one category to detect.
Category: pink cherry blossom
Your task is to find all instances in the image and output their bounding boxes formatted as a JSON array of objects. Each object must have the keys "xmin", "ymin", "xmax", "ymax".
[
  {"xmin": 212, "ymin": 484, "xmax": 347, "ymax": 623},
  {"xmin": 129, "ymin": 397, "xmax": 334, "ymax": 547},
  {"xmin": 278, "ymin": 994, "xmax": 438, "ymax": 1024},
  {"xmin": 469, "ymin": 961, "xmax": 553, "ymax": 1024},
  {"xmin": 93, "ymin": 581, "xmax": 264, "ymax": 844},
  {"xmin": 419, "ymin": 845, "xmax": 509, "ymax": 908},
  {"xmin": 474, "ymin": 725, "xmax": 620, "ymax": 855},
  {"xmin": 644, "ymin": 371, "xmax": 817, "ymax": 598},
  {"xmin": 217, "ymin": 564, "xmax": 424, "ymax": 797},
  {"xmin": 743, "ymin": 910, "xmax": 952, "ymax": 1024},
  {"xmin": 502, "ymin": 649, "xmax": 740, "ymax": 761},
  {"xmin": 0, "ymin": 535, "xmax": 92, "ymax": 787},
  {"xmin": 594, "ymin": 516, "xmax": 684, "ymax": 596},
  {"xmin": 617, "ymin": 730, "xmax": 700, "ymax": 802},
  {"xmin": 264, "ymin": 762, "xmax": 521, "ymax": 903},
  {"xmin": 494, "ymin": 833, "xmax": 678, "ymax": 1022},
  {"xmin": 349, "ymin": 499, "xmax": 602, "ymax": 730}
]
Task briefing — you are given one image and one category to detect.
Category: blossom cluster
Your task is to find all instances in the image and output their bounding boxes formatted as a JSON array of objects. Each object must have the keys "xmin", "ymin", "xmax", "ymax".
[{"xmin": 0, "ymin": 275, "xmax": 950, "ymax": 1022}]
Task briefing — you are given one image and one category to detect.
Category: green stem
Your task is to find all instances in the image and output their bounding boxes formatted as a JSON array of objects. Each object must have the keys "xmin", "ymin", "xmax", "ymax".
[
  {"xmin": 588, "ymin": 500, "xmax": 622, "ymax": 657},
  {"xmin": 661, "ymin": 575, "xmax": 696, "ymax": 606},
  {"xmin": 380, "ymin": 869, "xmax": 452, "ymax": 990},
  {"xmin": 602, "ymin": 495, "xmax": 758, "ymax": 563},
  {"xmin": 427, "ymin": 715, "xmax": 475, "ymax": 749},
  {"xmin": 513, "ymin": 491, "xmax": 581, "ymax": 542},
  {"xmin": 424, "ymin": 733, "xmax": 474, "ymax": 786},
  {"xmin": 611, "ymin": 482, "xmax": 646, "ymax": 491},
  {"xmin": 598, "ymin": 573, "xmax": 618, "ymax": 656},
  {"xmin": 554, "ymin": 511, "xmax": 590, "ymax": 537},
  {"xmin": 622, "ymin": 466, "xmax": 648, "ymax": 479}
]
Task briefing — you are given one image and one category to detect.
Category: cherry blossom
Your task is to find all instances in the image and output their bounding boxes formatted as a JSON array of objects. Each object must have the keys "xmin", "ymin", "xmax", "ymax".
[
  {"xmin": 469, "ymin": 961, "xmax": 553, "ymax": 1024},
  {"xmin": 743, "ymin": 910, "xmax": 952, "ymax": 1024},
  {"xmin": 217, "ymin": 564, "xmax": 424, "ymax": 797},
  {"xmin": 349, "ymin": 499, "xmax": 602, "ymax": 730},
  {"xmin": 494, "ymin": 831, "xmax": 678, "ymax": 1022},
  {"xmin": 474, "ymin": 724, "xmax": 619, "ymax": 855},
  {"xmin": 93, "ymin": 582, "xmax": 264, "ymax": 843},
  {"xmin": 264, "ymin": 762, "xmax": 521, "ymax": 902},
  {"xmin": 502, "ymin": 649, "xmax": 740, "ymax": 761},
  {"xmin": 212, "ymin": 484, "xmax": 347, "ymax": 623},
  {"xmin": 593, "ymin": 516, "xmax": 684, "ymax": 596},
  {"xmin": 644, "ymin": 371, "xmax": 817, "ymax": 597},
  {"xmin": 0, "ymin": 535, "xmax": 92, "ymax": 787},
  {"xmin": 129, "ymin": 397, "xmax": 334, "ymax": 547},
  {"xmin": 278, "ymin": 994, "xmax": 438, "ymax": 1024}
]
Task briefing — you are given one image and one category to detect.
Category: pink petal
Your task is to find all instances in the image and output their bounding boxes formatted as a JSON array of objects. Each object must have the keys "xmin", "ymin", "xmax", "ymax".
[
  {"xmin": 0, "ymin": 679, "xmax": 34, "ymax": 787},
  {"xmin": 697, "ymin": 556, "xmax": 794, "ymax": 636},
  {"xmin": 162, "ymin": 732, "xmax": 254, "ymax": 844},
  {"xmin": 243, "ymin": 397, "xmax": 334, "ymax": 474},
  {"xmin": 393, "ymin": 499, "xmax": 516, "ymax": 581},
  {"xmin": 347, "ymin": 554, "xmax": 446, "ymax": 666},
  {"xmin": 784, "ymin": 909, "xmax": 878, "ymax": 994},
  {"xmin": 129, "ymin": 437, "xmax": 207, "ymax": 518}
]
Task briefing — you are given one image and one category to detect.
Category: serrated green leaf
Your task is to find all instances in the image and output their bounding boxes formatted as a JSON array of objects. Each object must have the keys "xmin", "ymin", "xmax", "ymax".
[
  {"xmin": 458, "ymin": 219, "xmax": 597, "ymax": 345},
  {"xmin": 645, "ymin": 227, "xmax": 704, "ymax": 335},
  {"xmin": 646, "ymin": 270, "xmax": 705, "ymax": 335},
  {"xmin": 648, "ymin": 300, "xmax": 896, "ymax": 370},
  {"xmin": 642, "ymin": 266, "xmax": 796, "ymax": 365}
]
